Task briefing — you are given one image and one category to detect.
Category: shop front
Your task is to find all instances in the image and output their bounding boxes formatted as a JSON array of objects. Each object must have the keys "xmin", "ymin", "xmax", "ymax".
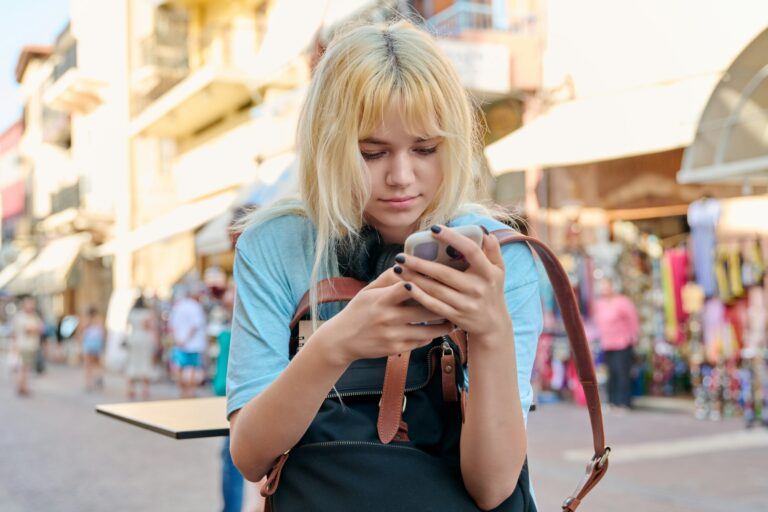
[{"xmin": 485, "ymin": 24, "xmax": 768, "ymax": 420}]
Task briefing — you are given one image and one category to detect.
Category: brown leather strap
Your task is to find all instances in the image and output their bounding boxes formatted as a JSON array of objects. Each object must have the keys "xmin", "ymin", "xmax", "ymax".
[
  {"xmin": 377, "ymin": 352, "xmax": 411, "ymax": 443},
  {"xmin": 441, "ymin": 343, "xmax": 459, "ymax": 402},
  {"xmin": 260, "ymin": 451, "xmax": 289, "ymax": 497},
  {"xmin": 448, "ymin": 329, "xmax": 467, "ymax": 365},
  {"xmin": 492, "ymin": 230, "xmax": 610, "ymax": 510},
  {"xmin": 290, "ymin": 277, "xmax": 366, "ymax": 329}
]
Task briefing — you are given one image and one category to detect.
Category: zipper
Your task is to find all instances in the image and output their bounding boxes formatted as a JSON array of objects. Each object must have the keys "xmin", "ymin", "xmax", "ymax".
[
  {"xmin": 324, "ymin": 345, "xmax": 442, "ymax": 399},
  {"xmin": 298, "ymin": 439, "xmax": 425, "ymax": 453}
]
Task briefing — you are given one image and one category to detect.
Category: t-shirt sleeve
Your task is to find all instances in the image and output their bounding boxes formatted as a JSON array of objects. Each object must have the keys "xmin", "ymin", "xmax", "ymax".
[
  {"xmin": 226, "ymin": 222, "xmax": 298, "ymax": 419},
  {"xmin": 498, "ymin": 242, "xmax": 543, "ymax": 425}
]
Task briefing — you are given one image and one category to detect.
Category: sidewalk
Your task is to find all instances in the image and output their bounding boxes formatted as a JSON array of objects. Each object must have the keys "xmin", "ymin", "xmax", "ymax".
[{"xmin": 2, "ymin": 361, "xmax": 767, "ymax": 511}]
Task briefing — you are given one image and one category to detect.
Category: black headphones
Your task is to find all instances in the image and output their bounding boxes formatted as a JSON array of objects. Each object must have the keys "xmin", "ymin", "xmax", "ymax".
[{"xmin": 336, "ymin": 226, "xmax": 404, "ymax": 283}]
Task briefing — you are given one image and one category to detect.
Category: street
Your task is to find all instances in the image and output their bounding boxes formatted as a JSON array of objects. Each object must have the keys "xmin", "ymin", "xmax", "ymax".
[{"xmin": 2, "ymin": 362, "xmax": 767, "ymax": 512}]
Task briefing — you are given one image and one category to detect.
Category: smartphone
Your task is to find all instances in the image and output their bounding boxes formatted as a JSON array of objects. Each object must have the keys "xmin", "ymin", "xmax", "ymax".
[{"xmin": 404, "ymin": 225, "xmax": 484, "ymax": 271}]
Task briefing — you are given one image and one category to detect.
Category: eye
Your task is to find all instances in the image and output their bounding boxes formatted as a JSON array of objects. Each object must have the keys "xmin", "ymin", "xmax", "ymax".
[
  {"xmin": 361, "ymin": 151, "xmax": 385, "ymax": 161},
  {"xmin": 415, "ymin": 146, "xmax": 438, "ymax": 156}
]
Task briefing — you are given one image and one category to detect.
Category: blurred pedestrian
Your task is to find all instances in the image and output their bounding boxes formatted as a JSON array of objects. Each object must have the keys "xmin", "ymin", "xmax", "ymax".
[
  {"xmin": 212, "ymin": 285, "xmax": 248, "ymax": 512},
  {"xmin": 11, "ymin": 296, "xmax": 44, "ymax": 396},
  {"xmin": 124, "ymin": 296, "xmax": 158, "ymax": 400},
  {"xmin": 80, "ymin": 306, "xmax": 106, "ymax": 392},
  {"xmin": 169, "ymin": 285, "xmax": 207, "ymax": 398},
  {"xmin": 594, "ymin": 277, "xmax": 639, "ymax": 410}
]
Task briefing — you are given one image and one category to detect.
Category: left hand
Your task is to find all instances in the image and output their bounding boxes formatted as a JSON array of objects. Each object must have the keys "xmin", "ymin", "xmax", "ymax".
[{"xmin": 393, "ymin": 225, "xmax": 512, "ymax": 344}]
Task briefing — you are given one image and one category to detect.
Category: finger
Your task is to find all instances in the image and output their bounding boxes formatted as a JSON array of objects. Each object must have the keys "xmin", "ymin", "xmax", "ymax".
[
  {"xmin": 395, "ymin": 265, "xmax": 467, "ymax": 309},
  {"xmin": 381, "ymin": 280, "xmax": 418, "ymax": 305},
  {"xmin": 403, "ymin": 281, "xmax": 458, "ymax": 323},
  {"xmin": 396, "ymin": 252, "xmax": 466, "ymax": 292},
  {"xmin": 482, "ymin": 233, "xmax": 505, "ymax": 268},
  {"xmin": 429, "ymin": 225, "xmax": 493, "ymax": 276}
]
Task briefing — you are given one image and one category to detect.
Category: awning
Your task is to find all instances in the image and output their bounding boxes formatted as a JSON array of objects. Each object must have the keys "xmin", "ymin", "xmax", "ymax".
[
  {"xmin": 7, "ymin": 233, "xmax": 90, "ymax": 295},
  {"xmin": 485, "ymin": 75, "xmax": 721, "ymax": 174},
  {"xmin": 0, "ymin": 248, "xmax": 36, "ymax": 290},
  {"xmin": 717, "ymin": 195, "xmax": 768, "ymax": 236},
  {"xmin": 677, "ymin": 28, "xmax": 768, "ymax": 185},
  {"xmin": 96, "ymin": 191, "xmax": 236, "ymax": 257},
  {"xmin": 195, "ymin": 155, "xmax": 298, "ymax": 256}
]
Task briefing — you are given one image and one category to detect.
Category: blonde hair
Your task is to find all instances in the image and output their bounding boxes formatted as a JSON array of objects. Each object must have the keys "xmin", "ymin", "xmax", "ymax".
[{"xmin": 237, "ymin": 19, "xmax": 510, "ymax": 318}]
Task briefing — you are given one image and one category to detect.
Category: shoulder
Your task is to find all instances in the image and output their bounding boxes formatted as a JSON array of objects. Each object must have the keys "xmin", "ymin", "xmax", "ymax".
[{"xmin": 235, "ymin": 213, "xmax": 315, "ymax": 259}]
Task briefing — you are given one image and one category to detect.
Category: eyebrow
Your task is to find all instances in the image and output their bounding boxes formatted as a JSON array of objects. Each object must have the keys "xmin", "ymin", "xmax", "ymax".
[{"xmin": 359, "ymin": 136, "xmax": 437, "ymax": 145}]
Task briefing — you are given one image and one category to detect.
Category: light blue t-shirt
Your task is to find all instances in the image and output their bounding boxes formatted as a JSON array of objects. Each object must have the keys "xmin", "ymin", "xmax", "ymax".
[{"xmin": 227, "ymin": 212, "xmax": 543, "ymax": 424}]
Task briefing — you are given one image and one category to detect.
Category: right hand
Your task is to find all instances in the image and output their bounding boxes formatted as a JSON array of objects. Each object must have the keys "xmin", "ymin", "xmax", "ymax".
[{"xmin": 316, "ymin": 268, "xmax": 454, "ymax": 366}]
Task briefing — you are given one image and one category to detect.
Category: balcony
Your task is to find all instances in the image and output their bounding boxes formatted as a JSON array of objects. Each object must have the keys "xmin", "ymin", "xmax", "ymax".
[
  {"xmin": 131, "ymin": 6, "xmax": 190, "ymax": 112},
  {"xmin": 425, "ymin": 2, "xmax": 542, "ymax": 96},
  {"xmin": 43, "ymin": 39, "xmax": 105, "ymax": 114},
  {"xmin": 130, "ymin": 23, "xmax": 255, "ymax": 138}
]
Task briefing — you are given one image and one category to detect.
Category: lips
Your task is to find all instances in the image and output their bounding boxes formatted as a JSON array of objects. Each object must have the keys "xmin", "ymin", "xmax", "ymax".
[
  {"xmin": 382, "ymin": 196, "xmax": 417, "ymax": 203},
  {"xmin": 379, "ymin": 195, "xmax": 419, "ymax": 209}
]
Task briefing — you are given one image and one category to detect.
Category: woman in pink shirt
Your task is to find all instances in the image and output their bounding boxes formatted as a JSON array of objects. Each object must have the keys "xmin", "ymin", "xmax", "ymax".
[{"xmin": 593, "ymin": 278, "xmax": 639, "ymax": 409}]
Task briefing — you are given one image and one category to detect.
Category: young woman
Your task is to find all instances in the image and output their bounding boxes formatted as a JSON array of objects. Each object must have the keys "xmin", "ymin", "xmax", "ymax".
[{"xmin": 227, "ymin": 20, "xmax": 542, "ymax": 510}]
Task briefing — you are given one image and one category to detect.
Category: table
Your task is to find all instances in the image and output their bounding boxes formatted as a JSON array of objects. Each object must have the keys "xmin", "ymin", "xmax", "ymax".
[{"xmin": 96, "ymin": 396, "xmax": 229, "ymax": 439}]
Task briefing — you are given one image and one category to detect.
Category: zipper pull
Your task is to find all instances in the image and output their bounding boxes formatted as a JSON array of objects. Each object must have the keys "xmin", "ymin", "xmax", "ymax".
[{"xmin": 441, "ymin": 340, "xmax": 459, "ymax": 402}]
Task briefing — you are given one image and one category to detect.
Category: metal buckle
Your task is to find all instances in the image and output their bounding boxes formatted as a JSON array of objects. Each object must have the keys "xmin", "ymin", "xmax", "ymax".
[
  {"xmin": 594, "ymin": 447, "xmax": 611, "ymax": 469},
  {"xmin": 378, "ymin": 395, "xmax": 407, "ymax": 412}
]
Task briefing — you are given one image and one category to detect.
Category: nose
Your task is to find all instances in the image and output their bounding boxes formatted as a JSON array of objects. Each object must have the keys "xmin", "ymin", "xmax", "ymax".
[{"xmin": 386, "ymin": 151, "xmax": 415, "ymax": 188}]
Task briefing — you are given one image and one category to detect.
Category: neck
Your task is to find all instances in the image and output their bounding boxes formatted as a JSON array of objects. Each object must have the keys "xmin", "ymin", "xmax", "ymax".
[{"xmin": 370, "ymin": 222, "xmax": 418, "ymax": 245}]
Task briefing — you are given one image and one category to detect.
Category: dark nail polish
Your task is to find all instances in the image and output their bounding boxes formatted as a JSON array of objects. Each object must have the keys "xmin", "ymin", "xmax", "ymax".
[
  {"xmin": 395, "ymin": 254, "xmax": 406, "ymax": 264},
  {"xmin": 480, "ymin": 225, "xmax": 489, "ymax": 235},
  {"xmin": 430, "ymin": 225, "xmax": 442, "ymax": 234},
  {"xmin": 404, "ymin": 283, "xmax": 412, "ymax": 291},
  {"xmin": 393, "ymin": 266, "xmax": 403, "ymax": 274}
]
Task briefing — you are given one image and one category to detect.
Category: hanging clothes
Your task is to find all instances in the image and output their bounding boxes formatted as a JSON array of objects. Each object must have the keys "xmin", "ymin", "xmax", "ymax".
[
  {"xmin": 661, "ymin": 254, "xmax": 678, "ymax": 343},
  {"xmin": 668, "ymin": 248, "xmax": 689, "ymax": 343},
  {"xmin": 688, "ymin": 198, "xmax": 721, "ymax": 298}
]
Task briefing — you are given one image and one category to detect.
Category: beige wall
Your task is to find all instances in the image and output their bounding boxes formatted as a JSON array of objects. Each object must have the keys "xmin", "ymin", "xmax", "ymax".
[{"xmin": 133, "ymin": 231, "xmax": 196, "ymax": 298}]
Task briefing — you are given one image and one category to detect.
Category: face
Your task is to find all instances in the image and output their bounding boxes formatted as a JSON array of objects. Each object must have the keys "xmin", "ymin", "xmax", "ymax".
[
  {"xmin": 22, "ymin": 298, "xmax": 35, "ymax": 313},
  {"xmin": 360, "ymin": 104, "xmax": 443, "ymax": 244},
  {"xmin": 599, "ymin": 278, "xmax": 615, "ymax": 297}
]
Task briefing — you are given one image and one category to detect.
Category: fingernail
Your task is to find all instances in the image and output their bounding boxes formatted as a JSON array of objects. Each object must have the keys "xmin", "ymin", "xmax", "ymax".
[
  {"xmin": 480, "ymin": 225, "xmax": 489, "ymax": 235},
  {"xmin": 404, "ymin": 283, "xmax": 412, "ymax": 291},
  {"xmin": 395, "ymin": 254, "xmax": 406, "ymax": 264},
  {"xmin": 393, "ymin": 266, "xmax": 403, "ymax": 274},
  {"xmin": 430, "ymin": 225, "xmax": 442, "ymax": 234}
]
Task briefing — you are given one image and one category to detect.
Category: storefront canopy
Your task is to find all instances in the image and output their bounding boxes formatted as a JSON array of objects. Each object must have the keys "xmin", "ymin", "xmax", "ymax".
[
  {"xmin": 7, "ymin": 233, "xmax": 90, "ymax": 296},
  {"xmin": 677, "ymin": 28, "xmax": 768, "ymax": 185},
  {"xmin": 96, "ymin": 192, "xmax": 236, "ymax": 257},
  {"xmin": 0, "ymin": 248, "xmax": 36, "ymax": 291},
  {"xmin": 485, "ymin": 75, "xmax": 720, "ymax": 174},
  {"xmin": 195, "ymin": 154, "xmax": 298, "ymax": 256}
]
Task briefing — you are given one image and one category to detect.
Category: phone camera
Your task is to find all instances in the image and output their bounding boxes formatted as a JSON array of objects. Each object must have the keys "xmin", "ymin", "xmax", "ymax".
[
  {"xmin": 414, "ymin": 242, "xmax": 439, "ymax": 260},
  {"xmin": 446, "ymin": 245, "xmax": 464, "ymax": 260}
]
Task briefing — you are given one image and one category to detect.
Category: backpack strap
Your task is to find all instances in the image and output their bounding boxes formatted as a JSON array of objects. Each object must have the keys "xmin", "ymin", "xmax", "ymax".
[{"xmin": 491, "ymin": 230, "xmax": 610, "ymax": 511}]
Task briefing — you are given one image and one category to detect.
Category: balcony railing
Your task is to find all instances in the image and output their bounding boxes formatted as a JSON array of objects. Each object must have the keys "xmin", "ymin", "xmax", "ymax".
[
  {"xmin": 426, "ymin": 1, "xmax": 539, "ymax": 37},
  {"xmin": 427, "ymin": 2, "xmax": 494, "ymax": 36}
]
